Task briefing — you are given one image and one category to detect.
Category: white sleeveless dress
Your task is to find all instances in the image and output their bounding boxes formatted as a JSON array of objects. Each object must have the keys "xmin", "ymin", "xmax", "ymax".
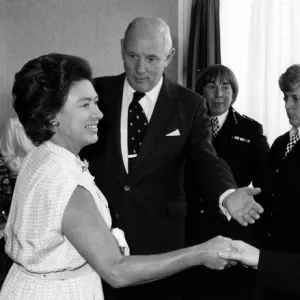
[{"xmin": 0, "ymin": 141, "xmax": 113, "ymax": 300}]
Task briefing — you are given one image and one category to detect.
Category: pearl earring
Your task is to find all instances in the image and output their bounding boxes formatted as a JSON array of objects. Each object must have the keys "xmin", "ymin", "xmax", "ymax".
[{"xmin": 50, "ymin": 119, "xmax": 60, "ymax": 127}]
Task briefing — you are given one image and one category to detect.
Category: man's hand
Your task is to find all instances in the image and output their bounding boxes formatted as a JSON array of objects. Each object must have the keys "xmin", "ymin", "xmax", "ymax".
[
  {"xmin": 198, "ymin": 236, "xmax": 237, "ymax": 270},
  {"xmin": 218, "ymin": 240, "xmax": 260, "ymax": 269},
  {"xmin": 223, "ymin": 187, "xmax": 263, "ymax": 226}
]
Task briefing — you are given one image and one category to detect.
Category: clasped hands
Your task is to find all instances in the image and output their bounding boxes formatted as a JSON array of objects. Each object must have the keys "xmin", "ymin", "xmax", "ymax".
[
  {"xmin": 201, "ymin": 186, "xmax": 263, "ymax": 270},
  {"xmin": 201, "ymin": 236, "xmax": 259, "ymax": 270}
]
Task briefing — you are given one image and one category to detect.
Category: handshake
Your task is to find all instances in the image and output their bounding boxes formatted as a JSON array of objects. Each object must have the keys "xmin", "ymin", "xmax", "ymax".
[{"xmin": 198, "ymin": 236, "xmax": 260, "ymax": 270}]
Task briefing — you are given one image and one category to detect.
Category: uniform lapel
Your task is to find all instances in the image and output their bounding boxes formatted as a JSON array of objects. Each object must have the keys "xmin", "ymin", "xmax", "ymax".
[
  {"xmin": 284, "ymin": 132, "xmax": 300, "ymax": 160},
  {"xmin": 213, "ymin": 107, "xmax": 235, "ymax": 148},
  {"xmin": 274, "ymin": 132, "xmax": 290, "ymax": 166}
]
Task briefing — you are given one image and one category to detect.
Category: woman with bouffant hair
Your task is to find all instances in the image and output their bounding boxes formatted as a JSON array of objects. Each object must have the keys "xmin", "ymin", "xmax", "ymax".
[
  {"xmin": 12, "ymin": 53, "xmax": 93, "ymax": 145},
  {"xmin": 0, "ymin": 53, "xmax": 234, "ymax": 300}
]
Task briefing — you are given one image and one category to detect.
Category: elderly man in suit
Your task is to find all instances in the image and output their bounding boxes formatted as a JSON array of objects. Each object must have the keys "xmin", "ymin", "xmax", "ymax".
[
  {"xmin": 81, "ymin": 17, "xmax": 263, "ymax": 300},
  {"xmin": 185, "ymin": 64, "xmax": 269, "ymax": 299}
]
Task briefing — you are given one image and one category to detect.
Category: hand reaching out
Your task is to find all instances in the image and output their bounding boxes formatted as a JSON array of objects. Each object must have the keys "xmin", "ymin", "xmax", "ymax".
[{"xmin": 224, "ymin": 187, "xmax": 263, "ymax": 226}]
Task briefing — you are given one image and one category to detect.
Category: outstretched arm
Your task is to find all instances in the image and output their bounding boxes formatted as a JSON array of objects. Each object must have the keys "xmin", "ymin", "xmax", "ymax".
[{"xmin": 62, "ymin": 186, "xmax": 234, "ymax": 288}]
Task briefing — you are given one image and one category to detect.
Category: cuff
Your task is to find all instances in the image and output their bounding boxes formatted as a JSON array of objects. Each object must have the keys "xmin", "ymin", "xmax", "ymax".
[
  {"xmin": 219, "ymin": 189, "xmax": 236, "ymax": 221},
  {"xmin": 111, "ymin": 227, "xmax": 130, "ymax": 256}
]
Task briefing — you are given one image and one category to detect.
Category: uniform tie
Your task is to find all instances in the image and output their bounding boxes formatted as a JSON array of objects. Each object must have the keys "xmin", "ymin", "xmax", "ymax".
[
  {"xmin": 210, "ymin": 116, "xmax": 219, "ymax": 140},
  {"xmin": 284, "ymin": 129, "xmax": 300, "ymax": 158},
  {"xmin": 128, "ymin": 92, "xmax": 147, "ymax": 169}
]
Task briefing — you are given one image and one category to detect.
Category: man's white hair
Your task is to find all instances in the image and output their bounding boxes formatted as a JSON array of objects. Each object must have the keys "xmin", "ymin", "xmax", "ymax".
[{"xmin": 124, "ymin": 17, "xmax": 173, "ymax": 56}]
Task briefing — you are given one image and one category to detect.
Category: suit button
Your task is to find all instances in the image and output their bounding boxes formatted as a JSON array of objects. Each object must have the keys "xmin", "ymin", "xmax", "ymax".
[
  {"xmin": 200, "ymin": 210, "xmax": 204, "ymax": 214},
  {"xmin": 115, "ymin": 213, "xmax": 120, "ymax": 219},
  {"xmin": 124, "ymin": 185, "xmax": 131, "ymax": 191}
]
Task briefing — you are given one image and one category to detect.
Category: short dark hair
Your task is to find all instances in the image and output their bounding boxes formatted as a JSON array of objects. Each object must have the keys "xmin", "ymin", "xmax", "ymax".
[
  {"xmin": 279, "ymin": 64, "xmax": 300, "ymax": 93},
  {"xmin": 12, "ymin": 53, "xmax": 93, "ymax": 146},
  {"xmin": 195, "ymin": 64, "xmax": 239, "ymax": 105}
]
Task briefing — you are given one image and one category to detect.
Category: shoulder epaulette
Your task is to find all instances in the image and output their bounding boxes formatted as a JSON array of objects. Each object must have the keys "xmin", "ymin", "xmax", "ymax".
[{"xmin": 242, "ymin": 114, "xmax": 256, "ymax": 122}]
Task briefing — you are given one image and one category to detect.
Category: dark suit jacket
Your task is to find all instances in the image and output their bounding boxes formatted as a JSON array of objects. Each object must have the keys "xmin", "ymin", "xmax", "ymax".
[
  {"xmin": 259, "ymin": 131, "xmax": 300, "ymax": 300},
  {"xmin": 184, "ymin": 107, "xmax": 269, "ymax": 300},
  {"xmin": 81, "ymin": 73, "xmax": 237, "ymax": 300},
  {"xmin": 185, "ymin": 107, "xmax": 269, "ymax": 244},
  {"xmin": 258, "ymin": 250, "xmax": 300, "ymax": 298}
]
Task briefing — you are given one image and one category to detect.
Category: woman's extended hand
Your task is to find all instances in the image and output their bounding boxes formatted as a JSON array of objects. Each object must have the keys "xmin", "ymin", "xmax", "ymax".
[
  {"xmin": 218, "ymin": 240, "xmax": 260, "ymax": 269},
  {"xmin": 198, "ymin": 236, "xmax": 237, "ymax": 270}
]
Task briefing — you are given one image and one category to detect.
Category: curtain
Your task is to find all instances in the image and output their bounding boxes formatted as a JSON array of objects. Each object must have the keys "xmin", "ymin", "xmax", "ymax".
[
  {"xmin": 220, "ymin": 0, "xmax": 300, "ymax": 145},
  {"xmin": 187, "ymin": 0, "xmax": 221, "ymax": 90}
]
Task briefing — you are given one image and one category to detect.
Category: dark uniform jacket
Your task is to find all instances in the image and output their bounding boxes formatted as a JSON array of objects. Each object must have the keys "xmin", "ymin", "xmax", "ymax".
[
  {"xmin": 260, "ymin": 131, "xmax": 300, "ymax": 300},
  {"xmin": 257, "ymin": 250, "xmax": 300, "ymax": 298},
  {"xmin": 81, "ymin": 73, "xmax": 237, "ymax": 300},
  {"xmin": 184, "ymin": 106, "xmax": 269, "ymax": 300}
]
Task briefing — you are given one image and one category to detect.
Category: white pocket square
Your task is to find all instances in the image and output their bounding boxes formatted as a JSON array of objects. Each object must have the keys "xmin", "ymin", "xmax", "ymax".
[{"xmin": 166, "ymin": 129, "xmax": 180, "ymax": 136}]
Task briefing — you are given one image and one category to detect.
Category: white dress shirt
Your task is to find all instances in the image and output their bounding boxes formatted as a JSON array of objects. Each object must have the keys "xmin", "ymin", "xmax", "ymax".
[
  {"xmin": 120, "ymin": 77, "xmax": 163, "ymax": 173},
  {"xmin": 289, "ymin": 126, "xmax": 300, "ymax": 139},
  {"xmin": 120, "ymin": 79, "xmax": 234, "ymax": 218},
  {"xmin": 214, "ymin": 109, "xmax": 229, "ymax": 130}
]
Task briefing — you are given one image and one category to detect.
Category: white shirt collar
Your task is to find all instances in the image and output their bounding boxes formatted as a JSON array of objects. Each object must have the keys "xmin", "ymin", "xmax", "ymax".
[
  {"xmin": 290, "ymin": 126, "xmax": 300, "ymax": 139},
  {"xmin": 120, "ymin": 76, "xmax": 163, "ymax": 174},
  {"xmin": 123, "ymin": 76, "xmax": 163, "ymax": 104},
  {"xmin": 214, "ymin": 109, "xmax": 229, "ymax": 129}
]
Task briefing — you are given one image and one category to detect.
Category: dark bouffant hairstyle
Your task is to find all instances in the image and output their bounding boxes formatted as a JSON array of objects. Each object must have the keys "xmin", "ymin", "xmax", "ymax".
[
  {"xmin": 195, "ymin": 64, "xmax": 239, "ymax": 105},
  {"xmin": 12, "ymin": 53, "xmax": 93, "ymax": 146},
  {"xmin": 279, "ymin": 64, "xmax": 300, "ymax": 93}
]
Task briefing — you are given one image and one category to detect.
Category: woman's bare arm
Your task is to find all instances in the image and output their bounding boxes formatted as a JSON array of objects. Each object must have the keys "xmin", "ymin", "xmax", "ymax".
[{"xmin": 62, "ymin": 186, "xmax": 232, "ymax": 288}]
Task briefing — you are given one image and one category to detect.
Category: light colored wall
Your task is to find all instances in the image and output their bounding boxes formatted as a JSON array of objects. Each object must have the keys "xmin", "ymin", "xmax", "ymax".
[{"xmin": 0, "ymin": 0, "xmax": 190, "ymax": 134}]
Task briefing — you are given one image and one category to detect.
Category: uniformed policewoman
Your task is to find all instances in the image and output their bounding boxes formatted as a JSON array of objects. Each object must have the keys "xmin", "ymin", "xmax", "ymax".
[{"xmin": 184, "ymin": 64, "xmax": 270, "ymax": 300}]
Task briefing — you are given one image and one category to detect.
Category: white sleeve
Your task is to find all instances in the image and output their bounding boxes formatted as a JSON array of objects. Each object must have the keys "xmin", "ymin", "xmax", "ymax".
[{"xmin": 218, "ymin": 189, "xmax": 236, "ymax": 221}]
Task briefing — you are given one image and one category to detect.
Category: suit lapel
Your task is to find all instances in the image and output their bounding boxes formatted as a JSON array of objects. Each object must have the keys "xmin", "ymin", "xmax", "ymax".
[
  {"xmin": 106, "ymin": 75, "xmax": 127, "ymax": 178},
  {"xmin": 283, "ymin": 132, "xmax": 300, "ymax": 160},
  {"xmin": 129, "ymin": 76, "xmax": 176, "ymax": 172},
  {"xmin": 275, "ymin": 132, "xmax": 290, "ymax": 165}
]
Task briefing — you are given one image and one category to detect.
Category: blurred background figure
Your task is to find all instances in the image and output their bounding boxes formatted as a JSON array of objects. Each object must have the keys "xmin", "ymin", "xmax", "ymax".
[
  {"xmin": 0, "ymin": 149, "xmax": 13, "ymax": 288},
  {"xmin": 0, "ymin": 117, "xmax": 35, "ymax": 188},
  {"xmin": 185, "ymin": 64, "xmax": 269, "ymax": 300}
]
